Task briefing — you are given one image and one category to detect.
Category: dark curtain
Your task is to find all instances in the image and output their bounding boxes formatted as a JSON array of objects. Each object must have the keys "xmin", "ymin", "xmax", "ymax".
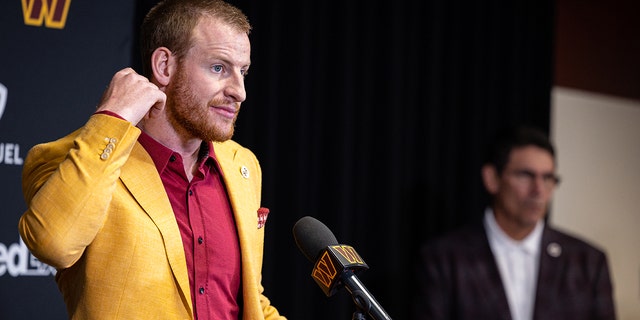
[{"xmin": 136, "ymin": 1, "xmax": 555, "ymax": 319}]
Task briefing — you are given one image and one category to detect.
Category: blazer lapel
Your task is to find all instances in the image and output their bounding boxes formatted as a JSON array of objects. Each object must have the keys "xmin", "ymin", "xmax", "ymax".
[
  {"xmin": 119, "ymin": 142, "xmax": 192, "ymax": 311},
  {"xmin": 475, "ymin": 230, "xmax": 513, "ymax": 319},
  {"xmin": 533, "ymin": 228, "xmax": 565, "ymax": 319},
  {"xmin": 213, "ymin": 142, "xmax": 257, "ymax": 261}
]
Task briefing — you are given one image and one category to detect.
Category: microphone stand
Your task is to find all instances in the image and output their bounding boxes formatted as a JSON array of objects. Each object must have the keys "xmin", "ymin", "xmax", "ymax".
[
  {"xmin": 342, "ymin": 269, "xmax": 393, "ymax": 320},
  {"xmin": 352, "ymin": 309, "xmax": 367, "ymax": 320}
]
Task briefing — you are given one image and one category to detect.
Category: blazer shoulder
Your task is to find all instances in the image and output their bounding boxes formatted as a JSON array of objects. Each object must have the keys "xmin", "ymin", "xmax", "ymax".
[
  {"xmin": 544, "ymin": 225, "xmax": 607, "ymax": 257},
  {"xmin": 213, "ymin": 139, "xmax": 258, "ymax": 161},
  {"xmin": 421, "ymin": 223, "xmax": 488, "ymax": 253}
]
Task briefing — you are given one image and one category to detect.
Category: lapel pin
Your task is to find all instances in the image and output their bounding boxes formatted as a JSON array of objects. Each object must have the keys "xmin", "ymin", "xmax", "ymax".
[{"xmin": 547, "ymin": 242, "xmax": 562, "ymax": 257}]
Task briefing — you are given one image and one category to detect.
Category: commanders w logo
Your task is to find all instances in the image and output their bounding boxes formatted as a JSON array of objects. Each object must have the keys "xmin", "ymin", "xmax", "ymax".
[{"xmin": 21, "ymin": 0, "xmax": 71, "ymax": 29}]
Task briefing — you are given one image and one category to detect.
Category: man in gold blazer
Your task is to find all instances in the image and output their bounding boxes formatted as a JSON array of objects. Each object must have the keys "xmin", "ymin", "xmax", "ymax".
[{"xmin": 18, "ymin": 0, "xmax": 285, "ymax": 319}]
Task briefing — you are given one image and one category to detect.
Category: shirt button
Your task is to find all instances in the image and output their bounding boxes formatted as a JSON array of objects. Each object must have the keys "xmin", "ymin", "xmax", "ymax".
[
  {"xmin": 169, "ymin": 155, "xmax": 176, "ymax": 162},
  {"xmin": 199, "ymin": 287, "xmax": 205, "ymax": 294},
  {"xmin": 188, "ymin": 190, "xmax": 193, "ymax": 196},
  {"xmin": 198, "ymin": 237, "xmax": 203, "ymax": 244}
]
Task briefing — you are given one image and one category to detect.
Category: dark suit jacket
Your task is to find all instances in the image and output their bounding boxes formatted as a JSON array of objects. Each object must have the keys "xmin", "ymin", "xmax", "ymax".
[{"xmin": 412, "ymin": 222, "xmax": 616, "ymax": 320}]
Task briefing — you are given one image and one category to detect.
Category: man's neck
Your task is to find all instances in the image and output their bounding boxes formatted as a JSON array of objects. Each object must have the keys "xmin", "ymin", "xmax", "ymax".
[{"xmin": 138, "ymin": 119, "xmax": 203, "ymax": 181}]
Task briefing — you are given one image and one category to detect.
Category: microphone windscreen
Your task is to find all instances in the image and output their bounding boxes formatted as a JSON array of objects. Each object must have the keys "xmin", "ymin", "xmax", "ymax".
[{"xmin": 292, "ymin": 216, "xmax": 339, "ymax": 263}]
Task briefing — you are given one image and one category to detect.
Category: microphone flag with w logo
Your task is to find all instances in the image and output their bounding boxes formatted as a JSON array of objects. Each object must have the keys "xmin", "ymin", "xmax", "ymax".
[{"xmin": 311, "ymin": 244, "xmax": 369, "ymax": 297}]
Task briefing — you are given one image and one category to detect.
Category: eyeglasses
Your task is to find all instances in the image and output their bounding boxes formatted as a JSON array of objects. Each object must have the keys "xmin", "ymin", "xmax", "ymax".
[{"xmin": 506, "ymin": 169, "xmax": 561, "ymax": 189}]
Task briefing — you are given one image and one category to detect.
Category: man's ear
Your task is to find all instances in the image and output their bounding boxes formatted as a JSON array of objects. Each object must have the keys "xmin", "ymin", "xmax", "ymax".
[
  {"xmin": 481, "ymin": 164, "xmax": 499, "ymax": 194},
  {"xmin": 150, "ymin": 47, "xmax": 173, "ymax": 87}
]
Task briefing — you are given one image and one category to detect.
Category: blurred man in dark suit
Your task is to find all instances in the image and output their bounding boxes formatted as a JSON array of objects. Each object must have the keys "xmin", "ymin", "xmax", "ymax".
[{"xmin": 412, "ymin": 125, "xmax": 616, "ymax": 320}]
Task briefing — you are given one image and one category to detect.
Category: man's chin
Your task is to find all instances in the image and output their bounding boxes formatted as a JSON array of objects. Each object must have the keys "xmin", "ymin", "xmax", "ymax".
[
  {"xmin": 204, "ymin": 128, "xmax": 234, "ymax": 142},
  {"xmin": 524, "ymin": 210, "xmax": 546, "ymax": 224}
]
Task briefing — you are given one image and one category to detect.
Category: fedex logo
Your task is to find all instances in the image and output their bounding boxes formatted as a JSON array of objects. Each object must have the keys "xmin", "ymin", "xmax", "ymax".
[
  {"xmin": 21, "ymin": 0, "xmax": 72, "ymax": 29},
  {"xmin": 0, "ymin": 238, "xmax": 56, "ymax": 277}
]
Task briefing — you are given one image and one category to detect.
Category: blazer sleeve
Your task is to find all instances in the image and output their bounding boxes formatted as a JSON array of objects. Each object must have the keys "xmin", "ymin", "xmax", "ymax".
[
  {"xmin": 18, "ymin": 114, "xmax": 141, "ymax": 268},
  {"xmin": 592, "ymin": 249, "xmax": 617, "ymax": 319},
  {"xmin": 412, "ymin": 241, "xmax": 453, "ymax": 320}
]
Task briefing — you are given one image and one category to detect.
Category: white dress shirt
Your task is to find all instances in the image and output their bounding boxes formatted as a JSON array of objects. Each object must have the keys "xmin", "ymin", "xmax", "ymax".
[{"xmin": 484, "ymin": 208, "xmax": 543, "ymax": 320}]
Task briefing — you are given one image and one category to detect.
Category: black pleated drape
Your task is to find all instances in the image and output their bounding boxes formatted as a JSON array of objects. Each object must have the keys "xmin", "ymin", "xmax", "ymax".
[{"xmin": 135, "ymin": 1, "xmax": 555, "ymax": 319}]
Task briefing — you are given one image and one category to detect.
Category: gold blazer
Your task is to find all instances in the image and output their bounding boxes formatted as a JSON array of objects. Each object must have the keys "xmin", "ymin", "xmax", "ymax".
[{"xmin": 19, "ymin": 114, "xmax": 285, "ymax": 320}]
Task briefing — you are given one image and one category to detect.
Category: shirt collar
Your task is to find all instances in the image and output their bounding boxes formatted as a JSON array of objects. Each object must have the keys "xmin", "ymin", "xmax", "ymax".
[
  {"xmin": 484, "ymin": 207, "xmax": 544, "ymax": 255},
  {"xmin": 138, "ymin": 131, "xmax": 219, "ymax": 175}
]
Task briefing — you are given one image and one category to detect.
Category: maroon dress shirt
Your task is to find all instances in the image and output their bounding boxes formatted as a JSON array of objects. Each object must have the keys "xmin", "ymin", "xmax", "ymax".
[{"xmin": 139, "ymin": 132, "xmax": 241, "ymax": 320}]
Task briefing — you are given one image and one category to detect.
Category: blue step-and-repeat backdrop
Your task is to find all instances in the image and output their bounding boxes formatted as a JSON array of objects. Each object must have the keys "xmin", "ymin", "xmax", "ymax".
[{"xmin": 1, "ymin": 1, "xmax": 138, "ymax": 318}]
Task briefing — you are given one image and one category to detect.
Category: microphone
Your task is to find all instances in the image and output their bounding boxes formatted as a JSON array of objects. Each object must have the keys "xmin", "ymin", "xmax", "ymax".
[{"xmin": 292, "ymin": 216, "xmax": 393, "ymax": 320}]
